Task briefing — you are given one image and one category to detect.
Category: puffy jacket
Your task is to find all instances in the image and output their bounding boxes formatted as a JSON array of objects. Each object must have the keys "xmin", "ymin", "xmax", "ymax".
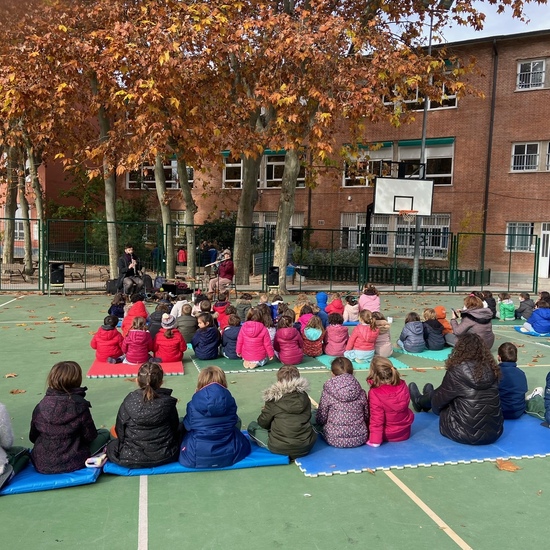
[
  {"xmin": 122, "ymin": 329, "xmax": 154, "ymax": 364},
  {"xmin": 323, "ymin": 324, "xmax": 349, "ymax": 356},
  {"xmin": 515, "ymin": 299, "xmax": 535, "ymax": 320},
  {"xmin": 423, "ymin": 319, "xmax": 446, "ymax": 350},
  {"xmin": 213, "ymin": 301, "xmax": 230, "ymax": 331},
  {"xmin": 528, "ymin": 307, "xmax": 550, "ymax": 334},
  {"xmin": 153, "ymin": 328, "xmax": 186, "ymax": 362},
  {"xmin": 106, "ymin": 388, "xmax": 180, "ymax": 468},
  {"xmin": 374, "ymin": 319, "xmax": 393, "ymax": 357},
  {"xmin": 121, "ymin": 301, "xmax": 148, "ymax": 337},
  {"xmin": 368, "ymin": 380, "xmax": 414, "ymax": 445},
  {"xmin": 498, "ymin": 299, "xmax": 515, "ymax": 320},
  {"xmin": 257, "ymin": 377, "xmax": 317, "ymax": 459},
  {"xmin": 90, "ymin": 325, "xmax": 124, "ymax": 362},
  {"xmin": 450, "ymin": 307, "xmax": 495, "ymax": 349},
  {"xmin": 343, "ymin": 303, "xmax": 359, "ymax": 323},
  {"xmin": 273, "ymin": 327, "xmax": 303, "ymax": 365},
  {"xmin": 236, "ymin": 321, "xmax": 274, "ymax": 362},
  {"xmin": 236, "ymin": 301, "xmax": 252, "ymax": 323},
  {"xmin": 358, "ymin": 294, "xmax": 380, "ymax": 312},
  {"xmin": 432, "ymin": 361, "xmax": 504, "ymax": 445},
  {"xmin": 176, "ymin": 314, "xmax": 198, "ymax": 343},
  {"xmin": 302, "ymin": 327, "xmax": 324, "ymax": 357},
  {"xmin": 498, "ymin": 362, "xmax": 528, "ymax": 419},
  {"xmin": 30, "ymin": 387, "xmax": 98, "ymax": 474},
  {"xmin": 191, "ymin": 327, "xmax": 220, "ymax": 360},
  {"xmin": 222, "ymin": 326, "xmax": 241, "ymax": 359},
  {"xmin": 316, "ymin": 374, "xmax": 369, "ymax": 447},
  {"xmin": 398, "ymin": 321, "xmax": 426, "ymax": 353},
  {"xmin": 179, "ymin": 383, "xmax": 250, "ymax": 468},
  {"xmin": 346, "ymin": 324, "xmax": 379, "ymax": 352},
  {"xmin": 485, "ymin": 296, "xmax": 497, "ymax": 318},
  {"xmin": 434, "ymin": 306, "xmax": 452, "ymax": 335},
  {"xmin": 326, "ymin": 299, "xmax": 345, "ymax": 316},
  {"xmin": 316, "ymin": 292, "xmax": 328, "ymax": 310},
  {"xmin": 148, "ymin": 310, "xmax": 165, "ymax": 339}
]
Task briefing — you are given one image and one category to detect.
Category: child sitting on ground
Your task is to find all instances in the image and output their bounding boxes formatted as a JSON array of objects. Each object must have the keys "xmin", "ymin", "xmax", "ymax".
[
  {"xmin": 90, "ymin": 315, "xmax": 124, "ymax": 363},
  {"xmin": 397, "ymin": 312, "xmax": 426, "ymax": 353},
  {"xmin": 108, "ymin": 293, "xmax": 126, "ymax": 320},
  {"xmin": 107, "ymin": 362, "xmax": 180, "ymax": 468},
  {"xmin": 325, "ymin": 292, "xmax": 345, "ymax": 316},
  {"xmin": 343, "ymin": 295, "xmax": 360, "ymax": 323},
  {"xmin": 257, "ymin": 303, "xmax": 276, "ymax": 343},
  {"xmin": 191, "ymin": 293, "xmax": 207, "ymax": 317},
  {"xmin": 293, "ymin": 293, "xmax": 311, "ymax": 318},
  {"xmin": 358, "ymin": 283, "xmax": 380, "ymax": 313},
  {"xmin": 498, "ymin": 292, "xmax": 515, "ymax": 321},
  {"xmin": 273, "ymin": 315, "xmax": 303, "ymax": 365},
  {"xmin": 30, "ymin": 361, "xmax": 109, "ymax": 474},
  {"xmin": 366, "ymin": 356, "xmax": 414, "ymax": 447},
  {"xmin": 372, "ymin": 311, "xmax": 393, "ymax": 358},
  {"xmin": 176, "ymin": 303, "xmax": 198, "ymax": 343},
  {"xmin": 323, "ymin": 313, "xmax": 349, "ymax": 356},
  {"xmin": 422, "ymin": 308, "xmax": 446, "ymax": 350},
  {"xmin": 191, "ymin": 313, "xmax": 220, "ymax": 360},
  {"xmin": 497, "ymin": 342, "xmax": 528, "ymax": 419},
  {"xmin": 153, "ymin": 313, "xmax": 186, "ymax": 363},
  {"xmin": 483, "ymin": 290, "xmax": 497, "ymax": 319},
  {"xmin": 213, "ymin": 291, "xmax": 231, "ymax": 330},
  {"xmin": 315, "ymin": 357, "xmax": 369, "ymax": 448},
  {"xmin": 0, "ymin": 402, "xmax": 29, "ymax": 489},
  {"xmin": 236, "ymin": 293, "xmax": 253, "ymax": 323},
  {"xmin": 221, "ymin": 314, "xmax": 242, "ymax": 360},
  {"xmin": 236, "ymin": 308, "xmax": 274, "ymax": 369},
  {"xmin": 297, "ymin": 304, "xmax": 314, "ymax": 332},
  {"xmin": 521, "ymin": 300, "xmax": 550, "ymax": 334},
  {"xmin": 247, "ymin": 365, "xmax": 317, "ymax": 459},
  {"xmin": 148, "ymin": 303, "xmax": 170, "ymax": 339},
  {"xmin": 122, "ymin": 316, "xmax": 154, "ymax": 364},
  {"xmin": 344, "ymin": 309, "xmax": 379, "ymax": 363},
  {"xmin": 515, "ymin": 292, "xmax": 535, "ymax": 320},
  {"xmin": 302, "ymin": 315, "xmax": 325, "ymax": 357},
  {"xmin": 270, "ymin": 294, "xmax": 284, "ymax": 321},
  {"xmin": 121, "ymin": 293, "xmax": 148, "ymax": 337},
  {"xmin": 180, "ymin": 366, "xmax": 251, "ymax": 469}
]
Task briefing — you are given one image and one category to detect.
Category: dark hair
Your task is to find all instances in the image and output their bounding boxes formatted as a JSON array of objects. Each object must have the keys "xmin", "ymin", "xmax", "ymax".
[
  {"xmin": 482, "ymin": 290, "xmax": 493, "ymax": 299},
  {"xmin": 345, "ymin": 295, "xmax": 357, "ymax": 306},
  {"xmin": 155, "ymin": 303, "xmax": 170, "ymax": 313},
  {"xmin": 405, "ymin": 312, "xmax": 421, "ymax": 323},
  {"xmin": 137, "ymin": 362, "xmax": 164, "ymax": 402},
  {"xmin": 537, "ymin": 300, "xmax": 550, "ymax": 309},
  {"xmin": 257, "ymin": 303, "xmax": 274, "ymax": 328},
  {"xmin": 328, "ymin": 313, "xmax": 344, "ymax": 325},
  {"xmin": 277, "ymin": 315, "xmax": 293, "ymax": 329},
  {"xmin": 217, "ymin": 291, "xmax": 228, "ymax": 302},
  {"xmin": 228, "ymin": 313, "xmax": 241, "ymax": 327},
  {"xmin": 197, "ymin": 312, "xmax": 214, "ymax": 327},
  {"xmin": 283, "ymin": 309, "xmax": 296, "ymax": 323},
  {"xmin": 200, "ymin": 299, "xmax": 212, "ymax": 312},
  {"xmin": 225, "ymin": 305, "xmax": 237, "ymax": 315},
  {"xmin": 363, "ymin": 284, "xmax": 379, "ymax": 296},
  {"xmin": 498, "ymin": 292, "xmax": 510, "ymax": 301},
  {"xmin": 194, "ymin": 294, "xmax": 207, "ymax": 305},
  {"xmin": 498, "ymin": 342, "xmax": 517, "ymax": 363},
  {"xmin": 239, "ymin": 293, "xmax": 253, "ymax": 301},
  {"xmin": 445, "ymin": 333, "xmax": 500, "ymax": 382},
  {"xmin": 111, "ymin": 293, "xmax": 125, "ymax": 305},
  {"xmin": 246, "ymin": 308, "xmax": 263, "ymax": 322},
  {"xmin": 539, "ymin": 291, "xmax": 550, "ymax": 302},
  {"xmin": 331, "ymin": 356, "xmax": 353, "ymax": 375},
  {"xmin": 371, "ymin": 311, "xmax": 386, "ymax": 321},
  {"xmin": 367, "ymin": 356, "xmax": 401, "ymax": 387},
  {"xmin": 277, "ymin": 302, "xmax": 290, "ymax": 316},
  {"xmin": 300, "ymin": 304, "xmax": 313, "ymax": 316},
  {"xmin": 519, "ymin": 292, "xmax": 530, "ymax": 300},
  {"xmin": 47, "ymin": 361, "xmax": 83, "ymax": 393},
  {"xmin": 277, "ymin": 365, "xmax": 300, "ymax": 383},
  {"xmin": 130, "ymin": 293, "xmax": 143, "ymax": 303},
  {"xmin": 104, "ymin": 315, "xmax": 119, "ymax": 327}
]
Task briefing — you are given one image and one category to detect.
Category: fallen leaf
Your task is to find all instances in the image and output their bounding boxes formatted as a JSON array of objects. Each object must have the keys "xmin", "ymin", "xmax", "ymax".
[
  {"xmin": 496, "ymin": 459, "xmax": 521, "ymax": 472},
  {"xmin": 50, "ymin": 351, "xmax": 61, "ymax": 354},
  {"xmin": 43, "ymin": 336, "xmax": 56, "ymax": 339},
  {"xmin": 537, "ymin": 490, "xmax": 543, "ymax": 496},
  {"xmin": 61, "ymin": 317, "xmax": 71, "ymax": 321},
  {"xmin": 16, "ymin": 323, "xmax": 27, "ymax": 327},
  {"xmin": 366, "ymin": 469, "xmax": 376, "ymax": 475},
  {"xmin": 230, "ymin": 380, "xmax": 236, "ymax": 384},
  {"xmin": 47, "ymin": 316, "xmax": 55, "ymax": 321},
  {"xmin": 28, "ymin": 316, "xmax": 38, "ymax": 318},
  {"xmin": 10, "ymin": 389, "xmax": 26, "ymax": 394},
  {"xmin": 4, "ymin": 373, "xmax": 17, "ymax": 378},
  {"xmin": 412, "ymin": 367, "xmax": 427, "ymax": 373}
]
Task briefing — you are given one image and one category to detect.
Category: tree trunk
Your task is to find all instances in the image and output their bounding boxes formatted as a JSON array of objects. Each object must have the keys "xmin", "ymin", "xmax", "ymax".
[
  {"xmin": 233, "ymin": 154, "xmax": 262, "ymax": 285},
  {"xmin": 175, "ymin": 156, "xmax": 198, "ymax": 279},
  {"xmin": 274, "ymin": 148, "xmax": 300, "ymax": 294},
  {"xmin": 2, "ymin": 146, "xmax": 18, "ymax": 263},
  {"xmin": 16, "ymin": 150, "xmax": 33, "ymax": 277},
  {"xmin": 154, "ymin": 153, "xmax": 174, "ymax": 278},
  {"xmin": 26, "ymin": 145, "xmax": 45, "ymax": 280}
]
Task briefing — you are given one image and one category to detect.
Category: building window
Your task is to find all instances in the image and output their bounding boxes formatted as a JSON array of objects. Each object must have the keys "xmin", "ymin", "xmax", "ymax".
[
  {"xmin": 512, "ymin": 143, "xmax": 539, "ymax": 171},
  {"xmin": 506, "ymin": 222, "xmax": 535, "ymax": 252},
  {"xmin": 343, "ymin": 159, "xmax": 392, "ymax": 187},
  {"xmin": 398, "ymin": 142, "xmax": 454, "ymax": 186},
  {"xmin": 223, "ymin": 156, "xmax": 243, "ymax": 188},
  {"xmin": 384, "ymin": 83, "xmax": 457, "ymax": 111},
  {"xmin": 341, "ymin": 213, "xmax": 367, "ymax": 249},
  {"xmin": 14, "ymin": 221, "xmax": 24, "ymax": 240},
  {"xmin": 127, "ymin": 160, "xmax": 193, "ymax": 190},
  {"xmin": 253, "ymin": 211, "xmax": 305, "ymax": 242},
  {"xmin": 517, "ymin": 60, "xmax": 545, "ymax": 90}
]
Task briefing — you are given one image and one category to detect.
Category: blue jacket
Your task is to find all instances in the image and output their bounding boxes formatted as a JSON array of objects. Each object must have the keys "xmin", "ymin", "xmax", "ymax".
[
  {"xmin": 192, "ymin": 327, "xmax": 220, "ymax": 360},
  {"xmin": 179, "ymin": 383, "xmax": 251, "ymax": 468},
  {"xmin": 498, "ymin": 362, "xmax": 528, "ymax": 419},
  {"xmin": 399, "ymin": 321, "xmax": 426, "ymax": 353},
  {"xmin": 316, "ymin": 310, "xmax": 329, "ymax": 328},
  {"xmin": 222, "ymin": 326, "xmax": 240, "ymax": 359},
  {"xmin": 316, "ymin": 292, "xmax": 328, "ymax": 311},
  {"xmin": 529, "ymin": 308, "xmax": 550, "ymax": 334}
]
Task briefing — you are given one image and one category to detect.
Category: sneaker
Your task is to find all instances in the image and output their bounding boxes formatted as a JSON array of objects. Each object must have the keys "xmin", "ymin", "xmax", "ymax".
[
  {"xmin": 527, "ymin": 387, "xmax": 544, "ymax": 400},
  {"xmin": 520, "ymin": 328, "xmax": 529, "ymax": 333},
  {"xmin": 243, "ymin": 360, "xmax": 257, "ymax": 369},
  {"xmin": 107, "ymin": 357, "xmax": 117, "ymax": 364},
  {"xmin": 408, "ymin": 382, "xmax": 423, "ymax": 413}
]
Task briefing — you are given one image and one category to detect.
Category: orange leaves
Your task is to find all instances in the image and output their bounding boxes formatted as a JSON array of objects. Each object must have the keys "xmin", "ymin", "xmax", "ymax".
[{"xmin": 495, "ymin": 459, "xmax": 521, "ymax": 472}]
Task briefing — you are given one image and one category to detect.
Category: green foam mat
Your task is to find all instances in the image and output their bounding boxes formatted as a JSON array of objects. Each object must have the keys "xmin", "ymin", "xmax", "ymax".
[
  {"xmin": 316, "ymin": 354, "xmax": 410, "ymax": 370},
  {"xmin": 190, "ymin": 353, "xmax": 325, "ymax": 373},
  {"xmin": 392, "ymin": 347, "xmax": 452, "ymax": 361}
]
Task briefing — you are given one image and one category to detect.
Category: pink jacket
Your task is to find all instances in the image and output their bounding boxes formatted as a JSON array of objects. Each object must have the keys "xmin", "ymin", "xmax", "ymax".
[
  {"xmin": 368, "ymin": 380, "xmax": 414, "ymax": 444},
  {"xmin": 122, "ymin": 329, "xmax": 154, "ymax": 364},
  {"xmin": 273, "ymin": 327, "xmax": 303, "ymax": 365},
  {"xmin": 236, "ymin": 321, "xmax": 274, "ymax": 362},
  {"xmin": 345, "ymin": 324, "xmax": 379, "ymax": 352},
  {"xmin": 323, "ymin": 324, "xmax": 349, "ymax": 356},
  {"xmin": 358, "ymin": 294, "xmax": 380, "ymax": 313},
  {"xmin": 343, "ymin": 303, "xmax": 360, "ymax": 323}
]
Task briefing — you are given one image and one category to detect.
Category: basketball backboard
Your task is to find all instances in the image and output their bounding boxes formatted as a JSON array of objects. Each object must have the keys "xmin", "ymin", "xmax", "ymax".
[{"xmin": 373, "ymin": 178, "xmax": 433, "ymax": 216}]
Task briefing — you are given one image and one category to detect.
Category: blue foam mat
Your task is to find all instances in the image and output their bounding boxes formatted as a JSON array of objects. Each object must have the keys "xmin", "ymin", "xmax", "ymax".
[
  {"xmin": 104, "ymin": 440, "xmax": 289, "ymax": 476},
  {"xmin": 393, "ymin": 347, "xmax": 452, "ymax": 361},
  {"xmin": 0, "ymin": 463, "xmax": 101, "ymax": 495},
  {"xmin": 316, "ymin": 354, "xmax": 410, "ymax": 370},
  {"xmin": 295, "ymin": 413, "xmax": 550, "ymax": 477},
  {"xmin": 513, "ymin": 325, "xmax": 550, "ymax": 337}
]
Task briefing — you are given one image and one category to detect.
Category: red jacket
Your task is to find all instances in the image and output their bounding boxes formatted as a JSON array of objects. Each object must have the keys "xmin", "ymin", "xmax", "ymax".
[
  {"xmin": 367, "ymin": 380, "xmax": 414, "ymax": 444},
  {"xmin": 121, "ymin": 301, "xmax": 148, "ymax": 337},
  {"xmin": 236, "ymin": 321, "xmax": 274, "ymax": 362},
  {"xmin": 273, "ymin": 327, "xmax": 303, "ymax": 365},
  {"xmin": 213, "ymin": 301, "xmax": 230, "ymax": 332},
  {"xmin": 325, "ymin": 299, "xmax": 345, "ymax": 316},
  {"xmin": 153, "ymin": 328, "xmax": 187, "ymax": 362},
  {"xmin": 345, "ymin": 324, "xmax": 379, "ymax": 352},
  {"xmin": 90, "ymin": 325, "xmax": 124, "ymax": 362},
  {"xmin": 122, "ymin": 329, "xmax": 154, "ymax": 364}
]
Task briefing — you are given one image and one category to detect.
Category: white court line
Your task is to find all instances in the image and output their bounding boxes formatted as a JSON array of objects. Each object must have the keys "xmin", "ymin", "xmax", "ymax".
[
  {"xmin": 493, "ymin": 328, "xmax": 550, "ymax": 350},
  {"xmin": 384, "ymin": 470, "xmax": 473, "ymax": 550},
  {"xmin": 138, "ymin": 475, "xmax": 148, "ymax": 550},
  {"xmin": 0, "ymin": 297, "xmax": 23, "ymax": 308}
]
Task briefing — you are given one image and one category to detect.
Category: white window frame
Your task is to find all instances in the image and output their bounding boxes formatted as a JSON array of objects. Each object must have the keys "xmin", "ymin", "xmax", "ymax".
[
  {"xmin": 127, "ymin": 160, "xmax": 193, "ymax": 190},
  {"xmin": 516, "ymin": 59, "xmax": 546, "ymax": 90},
  {"xmin": 383, "ymin": 82, "xmax": 457, "ymax": 111},
  {"xmin": 253, "ymin": 211, "xmax": 305, "ymax": 242},
  {"xmin": 506, "ymin": 222, "xmax": 535, "ymax": 252},
  {"xmin": 398, "ymin": 143, "xmax": 454, "ymax": 186},
  {"xmin": 511, "ymin": 142, "xmax": 540, "ymax": 171}
]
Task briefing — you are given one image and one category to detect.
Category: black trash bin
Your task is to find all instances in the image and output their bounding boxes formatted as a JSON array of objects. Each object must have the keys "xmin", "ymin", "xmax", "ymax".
[
  {"xmin": 267, "ymin": 266, "xmax": 279, "ymax": 286},
  {"xmin": 49, "ymin": 262, "xmax": 65, "ymax": 285}
]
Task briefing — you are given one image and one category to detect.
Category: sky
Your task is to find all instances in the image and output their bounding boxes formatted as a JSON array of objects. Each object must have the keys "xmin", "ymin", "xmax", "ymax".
[{"xmin": 442, "ymin": 1, "xmax": 550, "ymax": 42}]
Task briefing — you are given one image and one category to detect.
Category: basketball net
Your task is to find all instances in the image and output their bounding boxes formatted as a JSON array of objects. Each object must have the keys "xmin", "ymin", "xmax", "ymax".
[{"xmin": 399, "ymin": 210, "xmax": 418, "ymax": 223}]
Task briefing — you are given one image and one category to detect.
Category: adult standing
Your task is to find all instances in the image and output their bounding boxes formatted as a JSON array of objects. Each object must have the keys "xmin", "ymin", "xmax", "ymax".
[
  {"xmin": 117, "ymin": 244, "xmax": 144, "ymax": 296},
  {"xmin": 447, "ymin": 295, "xmax": 495, "ymax": 349},
  {"xmin": 208, "ymin": 249, "xmax": 234, "ymax": 294}
]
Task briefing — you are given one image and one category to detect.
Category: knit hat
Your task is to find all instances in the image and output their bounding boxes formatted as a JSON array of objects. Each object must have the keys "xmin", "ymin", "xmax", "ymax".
[
  {"xmin": 161, "ymin": 313, "xmax": 176, "ymax": 329},
  {"xmin": 222, "ymin": 249, "xmax": 231, "ymax": 257}
]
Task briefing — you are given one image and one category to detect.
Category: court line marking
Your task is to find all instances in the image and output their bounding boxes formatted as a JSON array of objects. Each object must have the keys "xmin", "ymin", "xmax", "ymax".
[
  {"xmin": 0, "ymin": 297, "xmax": 23, "ymax": 308},
  {"xmin": 384, "ymin": 470, "xmax": 473, "ymax": 550},
  {"xmin": 493, "ymin": 328, "xmax": 550, "ymax": 350},
  {"xmin": 138, "ymin": 475, "xmax": 148, "ymax": 550}
]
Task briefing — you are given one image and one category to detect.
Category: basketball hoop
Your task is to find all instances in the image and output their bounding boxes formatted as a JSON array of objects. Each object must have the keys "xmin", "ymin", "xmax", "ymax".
[{"xmin": 399, "ymin": 210, "xmax": 418, "ymax": 223}]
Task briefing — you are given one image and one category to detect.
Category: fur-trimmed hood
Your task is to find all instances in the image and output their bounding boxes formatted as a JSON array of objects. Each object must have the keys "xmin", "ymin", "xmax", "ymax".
[{"xmin": 262, "ymin": 377, "xmax": 310, "ymax": 403}]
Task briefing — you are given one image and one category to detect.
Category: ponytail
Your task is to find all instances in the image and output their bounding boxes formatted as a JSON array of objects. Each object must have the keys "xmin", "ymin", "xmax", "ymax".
[{"xmin": 137, "ymin": 362, "xmax": 163, "ymax": 402}]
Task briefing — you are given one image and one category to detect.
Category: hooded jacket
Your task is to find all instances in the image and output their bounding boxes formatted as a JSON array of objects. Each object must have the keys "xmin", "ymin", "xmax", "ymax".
[
  {"xmin": 90, "ymin": 324, "xmax": 124, "ymax": 362},
  {"xmin": 374, "ymin": 319, "xmax": 393, "ymax": 358},
  {"xmin": 323, "ymin": 324, "xmax": 349, "ymax": 356},
  {"xmin": 358, "ymin": 294, "xmax": 380, "ymax": 313},
  {"xmin": 179, "ymin": 383, "xmax": 250, "ymax": 468},
  {"xmin": 498, "ymin": 299, "xmax": 516, "ymax": 321},
  {"xmin": 346, "ymin": 324, "xmax": 379, "ymax": 352},
  {"xmin": 450, "ymin": 307, "xmax": 495, "ymax": 349},
  {"xmin": 153, "ymin": 328, "xmax": 186, "ymax": 362},
  {"xmin": 213, "ymin": 301, "xmax": 230, "ymax": 331},
  {"xmin": 273, "ymin": 327, "xmax": 304, "ymax": 365},
  {"xmin": 432, "ymin": 361, "xmax": 503, "ymax": 445},
  {"xmin": 121, "ymin": 301, "xmax": 148, "ymax": 337},
  {"xmin": 148, "ymin": 309, "xmax": 166, "ymax": 339},
  {"xmin": 498, "ymin": 362, "xmax": 528, "ymax": 419},
  {"xmin": 122, "ymin": 329, "xmax": 154, "ymax": 364},
  {"xmin": 315, "ymin": 374, "xmax": 369, "ymax": 447},
  {"xmin": 257, "ymin": 377, "xmax": 316, "ymax": 459},
  {"xmin": 302, "ymin": 327, "xmax": 324, "ymax": 357},
  {"xmin": 515, "ymin": 298, "xmax": 535, "ymax": 320},
  {"xmin": 528, "ymin": 307, "xmax": 550, "ymax": 334},
  {"xmin": 368, "ymin": 380, "xmax": 414, "ymax": 445},
  {"xmin": 222, "ymin": 325, "xmax": 241, "ymax": 359},
  {"xmin": 30, "ymin": 387, "xmax": 98, "ymax": 474},
  {"xmin": 343, "ymin": 303, "xmax": 359, "ymax": 323},
  {"xmin": 398, "ymin": 321, "xmax": 426, "ymax": 353},
  {"xmin": 434, "ymin": 306, "xmax": 453, "ymax": 335},
  {"xmin": 106, "ymin": 388, "xmax": 180, "ymax": 468},
  {"xmin": 326, "ymin": 298, "xmax": 345, "ymax": 316},
  {"xmin": 316, "ymin": 292, "xmax": 328, "ymax": 311},
  {"xmin": 0, "ymin": 402, "xmax": 14, "ymax": 475},
  {"xmin": 176, "ymin": 313, "xmax": 198, "ymax": 343},
  {"xmin": 192, "ymin": 327, "xmax": 220, "ymax": 360},
  {"xmin": 423, "ymin": 319, "xmax": 446, "ymax": 350},
  {"xmin": 236, "ymin": 321, "xmax": 274, "ymax": 362}
]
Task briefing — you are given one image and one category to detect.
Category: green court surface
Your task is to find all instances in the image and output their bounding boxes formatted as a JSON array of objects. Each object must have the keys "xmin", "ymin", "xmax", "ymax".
[{"xmin": 1, "ymin": 292, "xmax": 550, "ymax": 549}]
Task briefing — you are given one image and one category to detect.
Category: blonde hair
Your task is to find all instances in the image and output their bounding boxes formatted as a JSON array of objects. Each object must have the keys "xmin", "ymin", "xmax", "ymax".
[
  {"xmin": 197, "ymin": 366, "xmax": 227, "ymax": 390},
  {"xmin": 367, "ymin": 356, "xmax": 401, "ymax": 387},
  {"xmin": 423, "ymin": 308, "xmax": 436, "ymax": 320},
  {"xmin": 131, "ymin": 316, "xmax": 147, "ymax": 330},
  {"xmin": 277, "ymin": 365, "xmax": 300, "ymax": 383},
  {"xmin": 305, "ymin": 315, "xmax": 324, "ymax": 331},
  {"xmin": 358, "ymin": 309, "xmax": 377, "ymax": 330}
]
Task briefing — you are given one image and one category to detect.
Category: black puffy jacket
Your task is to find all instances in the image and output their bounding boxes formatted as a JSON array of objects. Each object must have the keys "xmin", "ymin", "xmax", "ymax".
[
  {"xmin": 432, "ymin": 361, "xmax": 503, "ymax": 445},
  {"xmin": 107, "ymin": 388, "xmax": 180, "ymax": 468},
  {"xmin": 423, "ymin": 319, "xmax": 446, "ymax": 350}
]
